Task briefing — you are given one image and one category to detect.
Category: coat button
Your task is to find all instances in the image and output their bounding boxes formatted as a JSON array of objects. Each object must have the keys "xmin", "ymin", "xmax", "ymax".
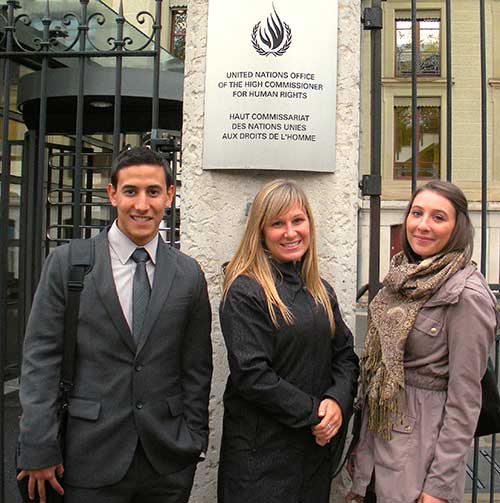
[
  {"xmin": 135, "ymin": 364, "xmax": 143, "ymax": 372},
  {"xmin": 430, "ymin": 327, "xmax": 438, "ymax": 335},
  {"xmin": 136, "ymin": 401, "xmax": 144, "ymax": 409},
  {"xmin": 405, "ymin": 425, "xmax": 411, "ymax": 431}
]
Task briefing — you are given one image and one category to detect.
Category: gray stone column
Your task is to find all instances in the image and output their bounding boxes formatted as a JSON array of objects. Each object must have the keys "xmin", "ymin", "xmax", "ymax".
[{"xmin": 182, "ymin": 1, "xmax": 361, "ymax": 500}]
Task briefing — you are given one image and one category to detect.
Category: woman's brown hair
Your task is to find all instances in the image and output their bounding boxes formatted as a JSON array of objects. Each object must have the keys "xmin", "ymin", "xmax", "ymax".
[{"xmin": 401, "ymin": 180, "xmax": 474, "ymax": 262}]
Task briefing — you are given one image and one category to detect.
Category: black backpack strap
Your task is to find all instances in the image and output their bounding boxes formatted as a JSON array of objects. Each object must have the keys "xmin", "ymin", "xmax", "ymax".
[
  {"xmin": 331, "ymin": 403, "xmax": 362, "ymax": 479},
  {"xmin": 60, "ymin": 239, "xmax": 95, "ymax": 394}
]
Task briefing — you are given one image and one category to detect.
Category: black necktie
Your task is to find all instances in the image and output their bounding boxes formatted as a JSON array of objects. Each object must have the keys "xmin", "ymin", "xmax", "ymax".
[{"xmin": 131, "ymin": 248, "xmax": 151, "ymax": 340}]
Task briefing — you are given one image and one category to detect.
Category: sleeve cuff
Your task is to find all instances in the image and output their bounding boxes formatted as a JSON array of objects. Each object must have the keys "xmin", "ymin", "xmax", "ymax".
[
  {"xmin": 309, "ymin": 396, "xmax": 321, "ymax": 425},
  {"xmin": 324, "ymin": 389, "xmax": 352, "ymax": 421},
  {"xmin": 422, "ymin": 481, "xmax": 452, "ymax": 501},
  {"xmin": 351, "ymin": 479, "xmax": 370, "ymax": 497},
  {"xmin": 16, "ymin": 441, "xmax": 62, "ymax": 471}
]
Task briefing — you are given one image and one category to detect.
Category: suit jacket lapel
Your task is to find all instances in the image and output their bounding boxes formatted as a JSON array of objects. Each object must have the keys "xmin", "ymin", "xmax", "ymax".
[
  {"xmin": 92, "ymin": 230, "xmax": 136, "ymax": 353},
  {"xmin": 136, "ymin": 239, "xmax": 177, "ymax": 354}
]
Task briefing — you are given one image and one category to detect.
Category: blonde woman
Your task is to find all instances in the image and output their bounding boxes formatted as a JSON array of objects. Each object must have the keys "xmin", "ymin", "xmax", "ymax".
[{"xmin": 218, "ymin": 179, "xmax": 359, "ymax": 503}]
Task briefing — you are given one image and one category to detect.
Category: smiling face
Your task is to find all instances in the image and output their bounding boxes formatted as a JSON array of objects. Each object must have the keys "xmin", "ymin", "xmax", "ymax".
[
  {"xmin": 406, "ymin": 190, "xmax": 456, "ymax": 259},
  {"xmin": 107, "ymin": 164, "xmax": 174, "ymax": 246},
  {"xmin": 262, "ymin": 204, "xmax": 311, "ymax": 263}
]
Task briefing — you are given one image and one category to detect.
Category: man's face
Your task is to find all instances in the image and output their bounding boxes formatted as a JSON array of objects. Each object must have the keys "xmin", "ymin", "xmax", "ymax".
[{"xmin": 107, "ymin": 164, "xmax": 174, "ymax": 246}]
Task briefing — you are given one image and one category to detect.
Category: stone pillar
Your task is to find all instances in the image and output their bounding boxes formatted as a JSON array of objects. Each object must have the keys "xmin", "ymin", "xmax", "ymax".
[{"xmin": 182, "ymin": 1, "xmax": 361, "ymax": 500}]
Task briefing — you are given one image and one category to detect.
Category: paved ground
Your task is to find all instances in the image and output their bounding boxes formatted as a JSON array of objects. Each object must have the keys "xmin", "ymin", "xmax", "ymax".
[
  {"xmin": 465, "ymin": 439, "xmax": 500, "ymax": 499},
  {"xmin": 2, "ymin": 390, "xmax": 21, "ymax": 503},
  {"xmin": 4, "ymin": 388, "xmax": 500, "ymax": 503}
]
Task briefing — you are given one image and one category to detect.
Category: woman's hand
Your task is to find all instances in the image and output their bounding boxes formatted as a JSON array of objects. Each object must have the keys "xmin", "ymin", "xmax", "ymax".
[
  {"xmin": 311, "ymin": 398, "xmax": 343, "ymax": 446},
  {"xmin": 418, "ymin": 492, "xmax": 446, "ymax": 503}
]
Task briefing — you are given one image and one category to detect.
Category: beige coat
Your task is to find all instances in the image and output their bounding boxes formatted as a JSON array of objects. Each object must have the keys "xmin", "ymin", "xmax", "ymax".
[{"xmin": 352, "ymin": 265, "xmax": 499, "ymax": 503}]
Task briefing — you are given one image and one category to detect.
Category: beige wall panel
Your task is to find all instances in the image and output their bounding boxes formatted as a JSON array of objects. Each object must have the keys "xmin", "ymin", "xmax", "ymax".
[
  {"xmin": 374, "ymin": 0, "xmax": 500, "ymax": 200},
  {"xmin": 489, "ymin": 226, "xmax": 500, "ymax": 283},
  {"xmin": 358, "ymin": 211, "xmax": 370, "ymax": 288},
  {"xmin": 359, "ymin": 0, "xmax": 499, "ymax": 316},
  {"xmin": 182, "ymin": 0, "xmax": 361, "ymax": 501},
  {"xmin": 494, "ymin": 88, "xmax": 500, "ymax": 183},
  {"xmin": 360, "ymin": 1, "xmax": 372, "ymax": 177},
  {"xmin": 469, "ymin": 208, "xmax": 500, "ymax": 284},
  {"xmin": 494, "ymin": 3, "xmax": 500, "ymax": 77}
]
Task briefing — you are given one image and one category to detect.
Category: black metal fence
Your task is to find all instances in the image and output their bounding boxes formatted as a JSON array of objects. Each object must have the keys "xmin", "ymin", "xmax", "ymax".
[
  {"xmin": 362, "ymin": 0, "xmax": 499, "ymax": 501},
  {"xmin": 0, "ymin": 1, "xmax": 181, "ymax": 500},
  {"xmin": 2, "ymin": 0, "xmax": 499, "ymax": 502}
]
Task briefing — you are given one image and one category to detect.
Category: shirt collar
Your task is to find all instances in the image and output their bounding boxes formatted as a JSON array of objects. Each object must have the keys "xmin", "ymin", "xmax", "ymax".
[{"xmin": 108, "ymin": 220, "xmax": 158, "ymax": 265}]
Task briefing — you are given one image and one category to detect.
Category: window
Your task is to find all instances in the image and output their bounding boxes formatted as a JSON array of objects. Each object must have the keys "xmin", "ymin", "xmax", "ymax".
[
  {"xmin": 394, "ymin": 105, "xmax": 440, "ymax": 179},
  {"xmin": 395, "ymin": 16, "xmax": 441, "ymax": 76},
  {"xmin": 170, "ymin": 8, "xmax": 187, "ymax": 60}
]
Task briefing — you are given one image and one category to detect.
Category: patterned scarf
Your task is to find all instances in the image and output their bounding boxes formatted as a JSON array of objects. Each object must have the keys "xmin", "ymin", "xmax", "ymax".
[{"xmin": 362, "ymin": 250, "xmax": 468, "ymax": 440}]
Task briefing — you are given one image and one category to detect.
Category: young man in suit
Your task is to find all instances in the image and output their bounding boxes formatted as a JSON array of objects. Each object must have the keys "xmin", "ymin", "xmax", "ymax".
[{"xmin": 17, "ymin": 147, "xmax": 213, "ymax": 503}]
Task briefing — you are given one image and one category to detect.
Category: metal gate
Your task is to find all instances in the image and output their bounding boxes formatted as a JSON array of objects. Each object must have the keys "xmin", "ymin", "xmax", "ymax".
[
  {"xmin": 361, "ymin": 1, "xmax": 500, "ymax": 501},
  {"xmin": 0, "ymin": 1, "xmax": 182, "ymax": 500}
]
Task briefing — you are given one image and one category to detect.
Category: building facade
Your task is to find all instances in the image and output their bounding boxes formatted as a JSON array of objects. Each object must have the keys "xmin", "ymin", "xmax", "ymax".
[
  {"xmin": 2, "ymin": 1, "xmax": 499, "ymax": 502},
  {"xmin": 358, "ymin": 0, "xmax": 500, "ymax": 288}
]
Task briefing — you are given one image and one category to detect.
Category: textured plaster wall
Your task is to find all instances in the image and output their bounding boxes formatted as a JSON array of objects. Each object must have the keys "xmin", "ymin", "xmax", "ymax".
[{"xmin": 181, "ymin": 1, "xmax": 361, "ymax": 501}]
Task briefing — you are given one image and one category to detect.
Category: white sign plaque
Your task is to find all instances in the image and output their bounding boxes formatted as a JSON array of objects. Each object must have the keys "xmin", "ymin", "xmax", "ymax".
[{"xmin": 202, "ymin": 0, "xmax": 338, "ymax": 172}]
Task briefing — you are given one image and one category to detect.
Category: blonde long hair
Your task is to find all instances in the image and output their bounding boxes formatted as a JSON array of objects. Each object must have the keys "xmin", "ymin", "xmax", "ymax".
[{"xmin": 222, "ymin": 179, "xmax": 335, "ymax": 333}]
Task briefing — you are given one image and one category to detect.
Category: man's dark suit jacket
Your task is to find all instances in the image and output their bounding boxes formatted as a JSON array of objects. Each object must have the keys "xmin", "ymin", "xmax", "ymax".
[{"xmin": 17, "ymin": 230, "xmax": 213, "ymax": 488}]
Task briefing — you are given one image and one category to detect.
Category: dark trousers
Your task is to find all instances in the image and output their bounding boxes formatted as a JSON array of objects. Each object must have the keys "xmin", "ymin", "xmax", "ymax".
[
  {"xmin": 365, "ymin": 490, "xmax": 377, "ymax": 503},
  {"xmin": 365, "ymin": 474, "xmax": 377, "ymax": 503},
  {"xmin": 64, "ymin": 443, "xmax": 196, "ymax": 503}
]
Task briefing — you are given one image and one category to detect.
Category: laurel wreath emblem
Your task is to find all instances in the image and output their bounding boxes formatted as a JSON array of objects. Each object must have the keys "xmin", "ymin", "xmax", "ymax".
[{"xmin": 251, "ymin": 21, "xmax": 292, "ymax": 57}]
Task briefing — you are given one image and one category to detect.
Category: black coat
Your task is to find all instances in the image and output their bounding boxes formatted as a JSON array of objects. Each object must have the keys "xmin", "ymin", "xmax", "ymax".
[{"xmin": 218, "ymin": 262, "xmax": 359, "ymax": 503}]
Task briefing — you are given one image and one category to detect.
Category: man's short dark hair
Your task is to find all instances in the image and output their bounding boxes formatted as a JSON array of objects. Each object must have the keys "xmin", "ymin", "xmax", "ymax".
[{"xmin": 111, "ymin": 146, "xmax": 173, "ymax": 188}]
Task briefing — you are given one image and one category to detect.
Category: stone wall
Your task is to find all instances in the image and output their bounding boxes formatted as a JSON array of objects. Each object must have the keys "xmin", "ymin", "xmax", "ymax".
[{"xmin": 181, "ymin": 1, "xmax": 361, "ymax": 500}]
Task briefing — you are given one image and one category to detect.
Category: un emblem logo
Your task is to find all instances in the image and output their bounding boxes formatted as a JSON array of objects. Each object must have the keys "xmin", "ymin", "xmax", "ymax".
[{"xmin": 251, "ymin": 4, "xmax": 292, "ymax": 57}]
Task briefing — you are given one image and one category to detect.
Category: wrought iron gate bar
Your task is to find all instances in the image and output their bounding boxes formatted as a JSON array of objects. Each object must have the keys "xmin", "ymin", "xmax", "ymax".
[
  {"xmin": 47, "ymin": 202, "xmax": 110, "ymax": 208},
  {"xmin": 490, "ymin": 337, "xmax": 500, "ymax": 503},
  {"xmin": 72, "ymin": 0, "xmax": 89, "ymax": 238},
  {"xmin": 150, "ymin": 0, "xmax": 162, "ymax": 151},
  {"xmin": 37, "ymin": 2, "xmax": 51, "ymax": 261},
  {"xmin": 45, "ymin": 145, "xmax": 53, "ymax": 251},
  {"xmin": 445, "ymin": 0, "xmax": 452, "ymax": 181},
  {"xmin": 48, "ymin": 188, "xmax": 108, "ymax": 193},
  {"xmin": 0, "ymin": 0, "xmax": 16, "ymax": 495},
  {"xmin": 0, "ymin": 0, "xmax": 162, "ymax": 55},
  {"xmin": 364, "ymin": 0, "xmax": 383, "ymax": 303},
  {"xmin": 480, "ymin": 0, "xmax": 488, "ymax": 279},
  {"xmin": 18, "ymin": 134, "xmax": 29, "ymax": 377},
  {"xmin": 411, "ymin": 0, "xmax": 418, "ymax": 193},
  {"xmin": 0, "ymin": 50, "xmax": 158, "ymax": 57},
  {"xmin": 112, "ymin": 0, "xmax": 125, "ymax": 156},
  {"xmin": 474, "ymin": 2, "xmax": 489, "ymax": 498}
]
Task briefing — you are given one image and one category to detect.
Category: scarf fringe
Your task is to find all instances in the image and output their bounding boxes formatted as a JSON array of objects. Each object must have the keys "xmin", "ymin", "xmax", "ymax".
[
  {"xmin": 366, "ymin": 367, "xmax": 406, "ymax": 441},
  {"xmin": 364, "ymin": 341, "xmax": 406, "ymax": 440}
]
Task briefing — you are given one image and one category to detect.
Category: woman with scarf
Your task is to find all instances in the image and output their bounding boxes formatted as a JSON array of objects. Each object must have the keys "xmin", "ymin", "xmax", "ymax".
[
  {"xmin": 218, "ymin": 179, "xmax": 359, "ymax": 503},
  {"xmin": 348, "ymin": 180, "xmax": 498, "ymax": 503}
]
